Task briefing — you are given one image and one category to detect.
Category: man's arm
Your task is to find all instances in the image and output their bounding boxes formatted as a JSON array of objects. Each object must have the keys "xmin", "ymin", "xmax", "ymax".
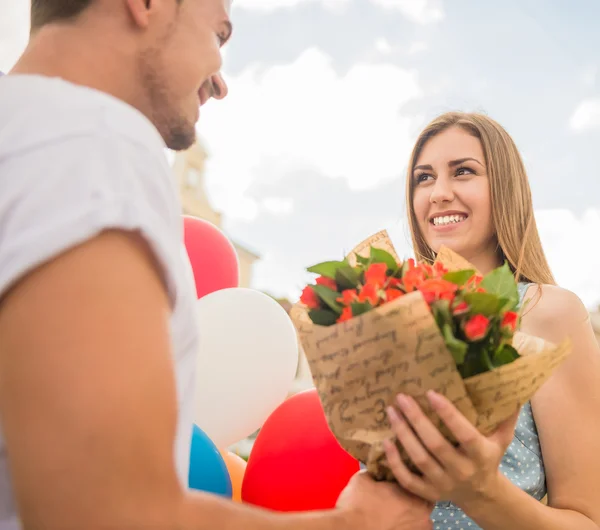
[
  {"xmin": 0, "ymin": 229, "xmax": 341, "ymax": 530},
  {"xmin": 0, "ymin": 229, "xmax": 431, "ymax": 530}
]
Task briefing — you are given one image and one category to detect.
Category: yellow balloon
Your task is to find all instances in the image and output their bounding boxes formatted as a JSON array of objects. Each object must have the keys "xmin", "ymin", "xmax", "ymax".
[{"xmin": 221, "ymin": 451, "xmax": 247, "ymax": 502}]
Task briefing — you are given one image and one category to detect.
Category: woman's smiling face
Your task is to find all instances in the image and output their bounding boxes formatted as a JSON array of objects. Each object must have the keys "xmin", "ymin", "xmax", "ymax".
[{"xmin": 411, "ymin": 126, "xmax": 496, "ymax": 262}]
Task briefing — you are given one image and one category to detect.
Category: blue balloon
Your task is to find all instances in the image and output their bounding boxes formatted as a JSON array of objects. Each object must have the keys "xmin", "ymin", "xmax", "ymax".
[{"xmin": 188, "ymin": 424, "xmax": 232, "ymax": 498}]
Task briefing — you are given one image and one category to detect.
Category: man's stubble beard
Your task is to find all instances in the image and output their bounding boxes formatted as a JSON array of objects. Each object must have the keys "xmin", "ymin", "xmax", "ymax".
[{"xmin": 136, "ymin": 47, "xmax": 197, "ymax": 151}]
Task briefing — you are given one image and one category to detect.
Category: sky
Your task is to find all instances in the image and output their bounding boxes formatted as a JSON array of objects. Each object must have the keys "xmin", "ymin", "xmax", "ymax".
[{"xmin": 1, "ymin": 0, "xmax": 599, "ymax": 308}]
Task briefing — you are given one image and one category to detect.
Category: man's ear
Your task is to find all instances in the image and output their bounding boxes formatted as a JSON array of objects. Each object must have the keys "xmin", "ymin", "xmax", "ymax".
[{"xmin": 125, "ymin": 0, "xmax": 152, "ymax": 28}]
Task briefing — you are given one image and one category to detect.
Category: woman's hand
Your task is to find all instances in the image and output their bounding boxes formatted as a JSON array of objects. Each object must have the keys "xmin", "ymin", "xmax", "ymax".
[{"xmin": 383, "ymin": 390, "xmax": 519, "ymax": 508}]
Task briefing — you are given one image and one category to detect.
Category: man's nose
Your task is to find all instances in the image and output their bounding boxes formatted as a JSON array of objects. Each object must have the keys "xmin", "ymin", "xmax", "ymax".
[
  {"xmin": 429, "ymin": 176, "xmax": 455, "ymax": 204},
  {"xmin": 210, "ymin": 73, "xmax": 228, "ymax": 100}
]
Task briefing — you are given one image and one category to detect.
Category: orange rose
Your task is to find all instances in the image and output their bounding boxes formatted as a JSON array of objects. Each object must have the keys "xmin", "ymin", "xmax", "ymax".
[
  {"xmin": 418, "ymin": 278, "xmax": 458, "ymax": 305},
  {"xmin": 337, "ymin": 306, "xmax": 353, "ymax": 323},
  {"xmin": 315, "ymin": 275, "xmax": 337, "ymax": 290},
  {"xmin": 365, "ymin": 262, "xmax": 388, "ymax": 288},
  {"xmin": 300, "ymin": 285, "xmax": 320, "ymax": 309},
  {"xmin": 433, "ymin": 261, "xmax": 448, "ymax": 276},
  {"xmin": 403, "ymin": 267, "xmax": 426, "ymax": 292},
  {"xmin": 385, "ymin": 288, "xmax": 403, "ymax": 302},
  {"xmin": 466, "ymin": 274, "xmax": 484, "ymax": 290},
  {"xmin": 337, "ymin": 289, "xmax": 358, "ymax": 305},
  {"xmin": 388, "ymin": 277, "xmax": 402, "ymax": 288},
  {"xmin": 358, "ymin": 283, "xmax": 380, "ymax": 306},
  {"xmin": 463, "ymin": 314, "xmax": 490, "ymax": 341}
]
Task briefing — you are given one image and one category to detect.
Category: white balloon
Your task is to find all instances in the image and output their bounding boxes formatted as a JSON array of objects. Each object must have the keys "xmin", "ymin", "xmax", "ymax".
[{"xmin": 194, "ymin": 288, "xmax": 299, "ymax": 449}]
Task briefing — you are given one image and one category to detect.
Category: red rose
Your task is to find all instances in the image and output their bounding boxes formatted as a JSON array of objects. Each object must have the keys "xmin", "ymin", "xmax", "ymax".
[
  {"xmin": 452, "ymin": 300, "xmax": 469, "ymax": 316},
  {"xmin": 365, "ymin": 262, "xmax": 388, "ymax": 288},
  {"xmin": 316, "ymin": 275, "xmax": 338, "ymax": 290},
  {"xmin": 358, "ymin": 283, "xmax": 380, "ymax": 306},
  {"xmin": 463, "ymin": 314, "xmax": 490, "ymax": 341},
  {"xmin": 501, "ymin": 311, "xmax": 518, "ymax": 333},
  {"xmin": 300, "ymin": 285, "xmax": 320, "ymax": 309},
  {"xmin": 337, "ymin": 306, "xmax": 353, "ymax": 323},
  {"xmin": 337, "ymin": 289, "xmax": 358, "ymax": 305}
]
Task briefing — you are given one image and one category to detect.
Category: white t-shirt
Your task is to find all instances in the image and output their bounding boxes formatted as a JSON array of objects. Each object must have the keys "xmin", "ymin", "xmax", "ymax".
[{"xmin": 0, "ymin": 75, "xmax": 199, "ymax": 529}]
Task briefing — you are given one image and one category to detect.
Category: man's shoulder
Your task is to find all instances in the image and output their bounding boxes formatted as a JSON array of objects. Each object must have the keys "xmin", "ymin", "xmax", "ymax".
[
  {"xmin": 0, "ymin": 74, "xmax": 165, "ymax": 160},
  {"xmin": 0, "ymin": 75, "xmax": 178, "ymax": 229}
]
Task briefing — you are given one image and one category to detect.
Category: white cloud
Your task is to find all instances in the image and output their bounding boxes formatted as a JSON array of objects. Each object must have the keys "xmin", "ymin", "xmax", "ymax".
[
  {"xmin": 199, "ymin": 48, "xmax": 422, "ymax": 220},
  {"xmin": 407, "ymin": 41, "xmax": 429, "ymax": 54},
  {"xmin": 0, "ymin": 1, "xmax": 29, "ymax": 73},
  {"xmin": 232, "ymin": 0, "xmax": 348, "ymax": 12},
  {"xmin": 369, "ymin": 0, "xmax": 443, "ymax": 23},
  {"xmin": 261, "ymin": 197, "xmax": 294, "ymax": 215},
  {"xmin": 569, "ymin": 98, "xmax": 600, "ymax": 132},
  {"xmin": 375, "ymin": 38, "xmax": 392, "ymax": 54},
  {"xmin": 536, "ymin": 208, "xmax": 600, "ymax": 309},
  {"xmin": 232, "ymin": 0, "xmax": 443, "ymax": 20},
  {"xmin": 581, "ymin": 65, "xmax": 597, "ymax": 88}
]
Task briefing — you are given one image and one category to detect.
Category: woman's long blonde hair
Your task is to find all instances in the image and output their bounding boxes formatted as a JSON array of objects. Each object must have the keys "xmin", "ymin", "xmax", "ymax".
[{"xmin": 406, "ymin": 111, "xmax": 555, "ymax": 286}]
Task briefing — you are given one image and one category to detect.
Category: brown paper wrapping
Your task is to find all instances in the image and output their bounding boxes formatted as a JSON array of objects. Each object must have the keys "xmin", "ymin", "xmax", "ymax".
[{"xmin": 290, "ymin": 230, "xmax": 571, "ymax": 480}]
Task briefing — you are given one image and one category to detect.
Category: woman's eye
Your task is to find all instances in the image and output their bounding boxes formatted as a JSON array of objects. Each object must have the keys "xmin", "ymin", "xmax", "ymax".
[
  {"xmin": 455, "ymin": 166, "xmax": 474, "ymax": 176},
  {"xmin": 415, "ymin": 173, "xmax": 432, "ymax": 183}
]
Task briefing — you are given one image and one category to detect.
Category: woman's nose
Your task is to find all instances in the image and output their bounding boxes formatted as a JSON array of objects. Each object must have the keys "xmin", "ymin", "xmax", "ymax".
[{"xmin": 429, "ymin": 176, "xmax": 455, "ymax": 204}]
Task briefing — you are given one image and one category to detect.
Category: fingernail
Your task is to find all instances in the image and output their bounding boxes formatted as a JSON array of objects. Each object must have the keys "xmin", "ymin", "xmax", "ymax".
[
  {"xmin": 396, "ymin": 393, "xmax": 410, "ymax": 408},
  {"xmin": 427, "ymin": 390, "xmax": 443, "ymax": 406},
  {"xmin": 387, "ymin": 406, "xmax": 402, "ymax": 424}
]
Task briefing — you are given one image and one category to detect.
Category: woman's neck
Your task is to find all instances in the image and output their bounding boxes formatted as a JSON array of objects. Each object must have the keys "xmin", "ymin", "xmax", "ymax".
[{"xmin": 460, "ymin": 248, "xmax": 503, "ymax": 276}]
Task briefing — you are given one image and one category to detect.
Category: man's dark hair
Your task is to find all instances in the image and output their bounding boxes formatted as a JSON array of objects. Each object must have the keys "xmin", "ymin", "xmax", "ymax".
[{"xmin": 30, "ymin": 0, "xmax": 94, "ymax": 31}]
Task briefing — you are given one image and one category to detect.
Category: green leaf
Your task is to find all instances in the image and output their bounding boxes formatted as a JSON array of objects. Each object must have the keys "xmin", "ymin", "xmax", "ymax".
[
  {"xmin": 480, "ymin": 262, "xmax": 519, "ymax": 307},
  {"xmin": 479, "ymin": 349, "xmax": 495, "ymax": 372},
  {"xmin": 335, "ymin": 265, "xmax": 361, "ymax": 290},
  {"xmin": 463, "ymin": 292, "xmax": 502, "ymax": 316},
  {"xmin": 308, "ymin": 309, "xmax": 339, "ymax": 326},
  {"xmin": 460, "ymin": 354, "xmax": 481, "ymax": 378},
  {"xmin": 493, "ymin": 344, "xmax": 520, "ymax": 366},
  {"xmin": 351, "ymin": 302, "xmax": 372, "ymax": 317},
  {"xmin": 497, "ymin": 296, "xmax": 517, "ymax": 312},
  {"xmin": 369, "ymin": 247, "xmax": 398, "ymax": 272},
  {"xmin": 443, "ymin": 269, "xmax": 476, "ymax": 286},
  {"xmin": 442, "ymin": 323, "xmax": 468, "ymax": 365},
  {"xmin": 432, "ymin": 300, "xmax": 452, "ymax": 330},
  {"xmin": 311, "ymin": 284, "xmax": 343, "ymax": 314},
  {"xmin": 355, "ymin": 254, "xmax": 370, "ymax": 266},
  {"xmin": 307, "ymin": 260, "xmax": 348, "ymax": 279}
]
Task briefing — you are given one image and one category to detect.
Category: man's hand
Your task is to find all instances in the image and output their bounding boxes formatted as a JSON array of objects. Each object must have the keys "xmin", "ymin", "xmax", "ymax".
[{"xmin": 337, "ymin": 471, "xmax": 433, "ymax": 530}]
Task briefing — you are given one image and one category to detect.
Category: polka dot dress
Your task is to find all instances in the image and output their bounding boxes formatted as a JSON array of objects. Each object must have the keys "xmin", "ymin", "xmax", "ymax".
[{"xmin": 431, "ymin": 283, "xmax": 546, "ymax": 529}]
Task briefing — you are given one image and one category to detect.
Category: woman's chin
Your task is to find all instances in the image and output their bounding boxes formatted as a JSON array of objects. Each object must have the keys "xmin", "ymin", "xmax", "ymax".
[{"xmin": 429, "ymin": 238, "xmax": 465, "ymax": 257}]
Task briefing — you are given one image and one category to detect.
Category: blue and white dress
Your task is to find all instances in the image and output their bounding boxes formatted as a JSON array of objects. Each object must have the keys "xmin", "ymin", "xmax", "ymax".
[{"xmin": 431, "ymin": 282, "xmax": 546, "ymax": 529}]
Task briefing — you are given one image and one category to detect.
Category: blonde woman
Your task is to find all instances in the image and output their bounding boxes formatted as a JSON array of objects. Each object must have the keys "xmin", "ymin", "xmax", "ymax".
[{"xmin": 382, "ymin": 112, "xmax": 600, "ymax": 529}]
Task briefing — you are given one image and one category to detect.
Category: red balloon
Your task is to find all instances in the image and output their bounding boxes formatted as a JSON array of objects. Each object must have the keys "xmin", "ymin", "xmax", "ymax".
[
  {"xmin": 241, "ymin": 389, "xmax": 360, "ymax": 512},
  {"xmin": 183, "ymin": 216, "xmax": 240, "ymax": 299}
]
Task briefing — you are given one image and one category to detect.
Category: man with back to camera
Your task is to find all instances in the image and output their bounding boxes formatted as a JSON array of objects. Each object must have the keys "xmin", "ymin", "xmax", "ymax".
[{"xmin": 0, "ymin": 1, "xmax": 433, "ymax": 528}]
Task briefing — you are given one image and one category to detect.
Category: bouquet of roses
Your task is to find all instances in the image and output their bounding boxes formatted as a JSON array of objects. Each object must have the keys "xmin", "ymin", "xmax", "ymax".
[
  {"xmin": 300, "ymin": 248, "xmax": 523, "ymax": 379},
  {"xmin": 290, "ymin": 230, "xmax": 571, "ymax": 480}
]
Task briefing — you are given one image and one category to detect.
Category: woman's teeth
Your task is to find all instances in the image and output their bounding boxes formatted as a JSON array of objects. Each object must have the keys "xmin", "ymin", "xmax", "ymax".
[{"xmin": 432, "ymin": 214, "xmax": 467, "ymax": 226}]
